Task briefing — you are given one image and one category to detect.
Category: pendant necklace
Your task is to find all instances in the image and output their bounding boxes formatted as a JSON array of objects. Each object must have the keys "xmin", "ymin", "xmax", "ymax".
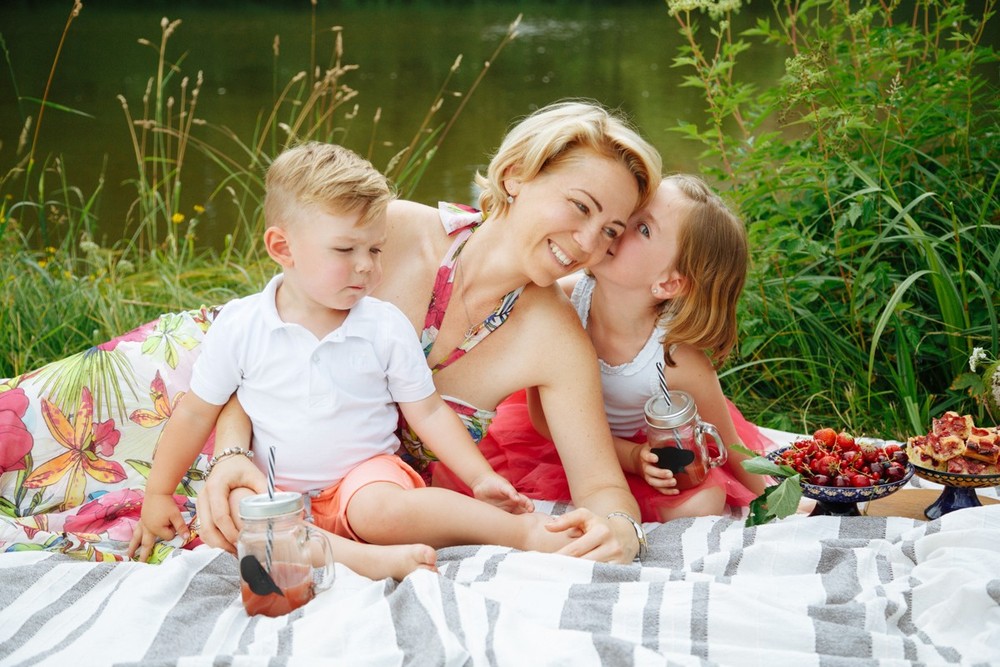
[{"xmin": 455, "ymin": 255, "xmax": 478, "ymax": 339}]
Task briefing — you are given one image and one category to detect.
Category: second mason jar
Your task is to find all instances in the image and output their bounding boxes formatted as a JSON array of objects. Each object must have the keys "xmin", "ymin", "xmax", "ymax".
[{"xmin": 644, "ymin": 390, "xmax": 728, "ymax": 490}]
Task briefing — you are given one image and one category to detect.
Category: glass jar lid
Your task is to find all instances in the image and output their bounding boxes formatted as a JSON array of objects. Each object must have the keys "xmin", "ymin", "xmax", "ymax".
[
  {"xmin": 644, "ymin": 390, "xmax": 697, "ymax": 429},
  {"xmin": 239, "ymin": 491, "xmax": 304, "ymax": 519}
]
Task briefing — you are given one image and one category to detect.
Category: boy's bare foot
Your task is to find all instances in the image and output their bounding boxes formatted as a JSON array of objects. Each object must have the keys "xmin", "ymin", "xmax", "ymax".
[
  {"xmin": 355, "ymin": 543, "xmax": 438, "ymax": 580},
  {"xmin": 324, "ymin": 537, "xmax": 438, "ymax": 580}
]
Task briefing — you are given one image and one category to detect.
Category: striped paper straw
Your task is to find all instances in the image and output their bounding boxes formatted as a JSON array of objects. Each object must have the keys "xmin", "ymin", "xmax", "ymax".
[
  {"xmin": 656, "ymin": 361, "xmax": 672, "ymax": 406},
  {"xmin": 266, "ymin": 445, "xmax": 276, "ymax": 499},
  {"xmin": 266, "ymin": 445, "xmax": 276, "ymax": 572}
]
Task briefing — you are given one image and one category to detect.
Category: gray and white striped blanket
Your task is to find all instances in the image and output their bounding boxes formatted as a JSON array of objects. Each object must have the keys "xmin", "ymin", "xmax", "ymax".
[{"xmin": 3, "ymin": 501, "xmax": 998, "ymax": 666}]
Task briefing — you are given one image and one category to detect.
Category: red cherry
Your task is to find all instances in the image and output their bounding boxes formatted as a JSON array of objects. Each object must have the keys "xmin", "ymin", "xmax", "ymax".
[{"xmin": 850, "ymin": 474, "xmax": 872, "ymax": 487}]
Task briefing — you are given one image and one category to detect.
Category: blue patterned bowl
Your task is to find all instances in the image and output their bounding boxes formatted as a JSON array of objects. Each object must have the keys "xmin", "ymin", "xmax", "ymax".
[{"xmin": 768, "ymin": 444, "xmax": 915, "ymax": 516}]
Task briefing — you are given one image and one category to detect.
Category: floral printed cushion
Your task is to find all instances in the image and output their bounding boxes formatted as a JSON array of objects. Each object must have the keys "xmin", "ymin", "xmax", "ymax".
[{"xmin": 0, "ymin": 307, "xmax": 222, "ymax": 562}]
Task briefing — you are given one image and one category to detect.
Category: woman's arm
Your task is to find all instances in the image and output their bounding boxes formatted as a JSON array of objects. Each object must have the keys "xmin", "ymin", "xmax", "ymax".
[
  {"xmin": 525, "ymin": 303, "xmax": 644, "ymax": 563},
  {"xmin": 195, "ymin": 394, "xmax": 266, "ymax": 552},
  {"xmin": 528, "ymin": 385, "xmax": 677, "ymax": 497}
]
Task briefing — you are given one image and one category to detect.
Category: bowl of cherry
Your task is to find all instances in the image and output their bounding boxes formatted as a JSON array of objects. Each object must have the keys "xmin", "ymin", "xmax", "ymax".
[{"xmin": 768, "ymin": 429, "xmax": 915, "ymax": 516}]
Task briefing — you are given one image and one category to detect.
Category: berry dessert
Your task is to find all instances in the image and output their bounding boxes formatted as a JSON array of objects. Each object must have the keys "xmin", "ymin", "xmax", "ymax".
[{"xmin": 906, "ymin": 412, "xmax": 1000, "ymax": 475}]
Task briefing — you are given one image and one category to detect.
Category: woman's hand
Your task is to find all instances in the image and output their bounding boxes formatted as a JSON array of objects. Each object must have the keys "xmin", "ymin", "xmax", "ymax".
[
  {"xmin": 470, "ymin": 473, "xmax": 535, "ymax": 514},
  {"xmin": 547, "ymin": 507, "xmax": 639, "ymax": 564},
  {"xmin": 195, "ymin": 455, "xmax": 266, "ymax": 552},
  {"xmin": 636, "ymin": 444, "xmax": 680, "ymax": 495}
]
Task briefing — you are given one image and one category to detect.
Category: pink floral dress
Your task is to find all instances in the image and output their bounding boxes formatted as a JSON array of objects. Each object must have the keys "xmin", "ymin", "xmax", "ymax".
[{"xmin": 398, "ymin": 203, "xmax": 525, "ymax": 473}]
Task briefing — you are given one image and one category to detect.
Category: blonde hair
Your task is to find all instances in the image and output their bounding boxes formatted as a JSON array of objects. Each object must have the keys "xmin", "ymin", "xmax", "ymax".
[
  {"xmin": 474, "ymin": 99, "xmax": 662, "ymax": 217},
  {"xmin": 658, "ymin": 174, "xmax": 748, "ymax": 368},
  {"xmin": 264, "ymin": 141, "xmax": 394, "ymax": 229}
]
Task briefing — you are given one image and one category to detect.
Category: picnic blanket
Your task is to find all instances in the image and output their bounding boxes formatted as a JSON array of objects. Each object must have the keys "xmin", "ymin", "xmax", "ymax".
[
  {"xmin": 2, "ymin": 308, "xmax": 999, "ymax": 665},
  {"xmin": 2, "ymin": 504, "xmax": 999, "ymax": 665}
]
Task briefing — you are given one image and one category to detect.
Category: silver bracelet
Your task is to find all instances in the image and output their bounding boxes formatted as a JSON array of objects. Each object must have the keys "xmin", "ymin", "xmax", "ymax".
[
  {"xmin": 206, "ymin": 446, "xmax": 254, "ymax": 476},
  {"xmin": 607, "ymin": 511, "xmax": 648, "ymax": 562}
]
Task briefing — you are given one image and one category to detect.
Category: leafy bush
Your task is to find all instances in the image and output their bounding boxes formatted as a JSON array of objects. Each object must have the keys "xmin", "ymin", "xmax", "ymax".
[{"xmin": 667, "ymin": 0, "xmax": 1000, "ymax": 436}]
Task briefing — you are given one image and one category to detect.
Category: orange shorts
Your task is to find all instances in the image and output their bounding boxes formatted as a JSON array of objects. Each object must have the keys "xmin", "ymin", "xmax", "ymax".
[{"xmin": 308, "ymin": 454, "xmax": 424, "ymax": 541}]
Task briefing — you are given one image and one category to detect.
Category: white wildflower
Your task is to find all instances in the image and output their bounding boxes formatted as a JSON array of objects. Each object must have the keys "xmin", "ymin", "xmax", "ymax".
[
  {"xmin": 667, "ymin": 0, "xmax": 742, "ymax": 18},
  {"xmin": 969, "ymin": 347, "xmax": 987, "ymax": 372},
  {"xmin": 992, "ymin": 365, "xmax": 1000, "ymax": 410}
]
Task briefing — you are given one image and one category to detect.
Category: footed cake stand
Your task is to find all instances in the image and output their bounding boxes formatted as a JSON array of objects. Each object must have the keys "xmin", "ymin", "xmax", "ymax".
[{"xmin": 910, "ymin": 465, "xmax": 1000, "ymax": 519}]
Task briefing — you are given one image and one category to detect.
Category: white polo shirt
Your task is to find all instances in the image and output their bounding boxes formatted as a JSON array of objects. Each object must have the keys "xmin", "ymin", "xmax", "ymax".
[{"xmin": 191, "ymin": 274, "xmax": 436, "ymax": 493}]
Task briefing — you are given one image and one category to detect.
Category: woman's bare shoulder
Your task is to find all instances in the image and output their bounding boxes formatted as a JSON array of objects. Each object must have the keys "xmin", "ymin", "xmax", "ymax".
[
  {"xmin": 387, "ymin": 199, "xmax": 438, "ymax": 236},
  {"xmin": 516, "ymin": 284, "xmax": 594, "ymax": 351}
]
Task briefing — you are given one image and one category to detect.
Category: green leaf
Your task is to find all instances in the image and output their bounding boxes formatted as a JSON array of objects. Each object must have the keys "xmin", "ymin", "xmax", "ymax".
[
  {"xmin": 765, "ymin": 476, "xmax": 803, "ymax": 519},
  {"xmin": 744, "ymin": 477, "xmax": 803, "ymax": 527},
  {"xmin": 746, "ymin": 494, "xmax": 774, "ymax": 526},
  {"xmin": 737, "ymin": 445, "xmax": 798, "ymax": 478},
  {"xmin": 741, "ymin": 457, "xmax": 790, "ymax": 476},
  {"xmin": 951, "ymin": 372, "xmax": 984, "ymax": 392},
  {"xmin": 19, "ymin": 96, "xmax": 95, "ymax": 118},
  {"xmin": 729, "ymin": 443, "xmax": 757, "ymax": 458},
  {"xmin": 126, "ymin": 459, "xmax": 153, "ymax": 479},
  {"xmin": 0, "ymin": 496, "xmax": 17, "ymax": 518}
]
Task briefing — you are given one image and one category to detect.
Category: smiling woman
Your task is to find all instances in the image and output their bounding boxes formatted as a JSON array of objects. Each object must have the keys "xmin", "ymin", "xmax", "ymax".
[{"xmin": 195, "ymin": 99, "xmax": 664, "ymax": 565}]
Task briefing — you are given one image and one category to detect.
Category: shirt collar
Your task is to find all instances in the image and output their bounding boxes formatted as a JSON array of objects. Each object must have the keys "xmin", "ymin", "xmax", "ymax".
[{"xmin": 260, "ymin": 273, "xmax": 381, "ymax": 341}]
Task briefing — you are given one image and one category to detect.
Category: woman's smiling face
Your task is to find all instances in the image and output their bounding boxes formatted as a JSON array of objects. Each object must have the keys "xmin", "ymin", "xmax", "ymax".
[{"xmin": 505, "ymin": 148, "xmax": 639, "ymax": 286}]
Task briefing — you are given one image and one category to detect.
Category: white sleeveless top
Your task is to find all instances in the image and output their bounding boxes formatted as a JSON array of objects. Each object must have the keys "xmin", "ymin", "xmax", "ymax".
[{"xmin": 571, "ymin": 275, "xmax": 670, "ymax": 438}]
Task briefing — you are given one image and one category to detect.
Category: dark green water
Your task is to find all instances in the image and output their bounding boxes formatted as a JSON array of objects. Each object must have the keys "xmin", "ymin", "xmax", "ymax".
[{"xmin": 0, "ymin": 2, "xmax": 781, "ymax": 248}]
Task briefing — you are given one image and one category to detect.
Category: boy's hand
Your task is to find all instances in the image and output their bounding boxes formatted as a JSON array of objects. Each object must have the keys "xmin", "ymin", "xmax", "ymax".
[
  {"xmin": 638, "ymin": 444, "xmax": 680, "ymax": 495},
  {"xmin": 127, "ymin": 492, "xmax": 188, "ymax": 562},
  {"xmin": 470, "ymin": 473, "xmax": 534, "ymax": 514}
]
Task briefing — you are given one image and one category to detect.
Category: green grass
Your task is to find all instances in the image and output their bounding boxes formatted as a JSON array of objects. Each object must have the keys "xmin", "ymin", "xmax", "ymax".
[
  {"xmin": 1, "ymin": 7, "xmax": 521, "ymax": 378},
  {"xmin": 3, "ymin": 1, "xmax": 998, "ymax": 439}
]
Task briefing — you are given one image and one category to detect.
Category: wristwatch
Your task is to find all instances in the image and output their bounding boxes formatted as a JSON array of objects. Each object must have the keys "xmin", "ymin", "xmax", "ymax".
[{"xmin": 607, "ymin": 511, "xmax": 648, "ymax": 561}]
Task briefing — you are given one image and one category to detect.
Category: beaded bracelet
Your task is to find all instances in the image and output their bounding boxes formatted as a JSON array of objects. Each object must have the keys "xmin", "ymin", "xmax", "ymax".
[
  {"xmin": 206, "ymin": 446, "xmax": 254, "ymax": 476},
  {"xmin": 607, "ymin": 511, "xmax": 648, "ymax": 561}
]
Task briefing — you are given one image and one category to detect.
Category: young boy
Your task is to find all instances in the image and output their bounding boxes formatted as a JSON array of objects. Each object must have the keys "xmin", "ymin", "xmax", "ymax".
[{"xmin": 128, "ymin": 142, "xmax": 571, "ymax": 579}]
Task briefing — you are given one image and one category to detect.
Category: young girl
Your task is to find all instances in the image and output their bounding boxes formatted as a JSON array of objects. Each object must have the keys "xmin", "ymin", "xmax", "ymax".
[{"xmin": 434, "ymin": 175, "xmax": 771, "ymax": 522}]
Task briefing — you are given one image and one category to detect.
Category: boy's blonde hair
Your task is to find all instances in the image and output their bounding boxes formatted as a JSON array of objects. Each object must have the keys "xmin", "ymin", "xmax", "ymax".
[
  {"xmin": 264, "ymin": 142, "xmax": 394, "ymax": 229},
  {"xmin": 658, "ymin": 174, "xmax": 748, "ymax": 368},
  {"xmin": 474, "ymin": 99, "xmax": 662, "ymax": 217}
]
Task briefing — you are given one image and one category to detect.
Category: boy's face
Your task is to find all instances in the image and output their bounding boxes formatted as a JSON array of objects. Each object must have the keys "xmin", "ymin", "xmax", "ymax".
[{"xmin": 282, "ymin": 204, "xmax": 386, "ymax": 312}]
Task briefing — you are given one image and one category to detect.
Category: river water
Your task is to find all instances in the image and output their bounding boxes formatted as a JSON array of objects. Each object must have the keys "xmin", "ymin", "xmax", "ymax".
[{"xmin": 0, "ymin": 2, "xmax": 807, "ymax": 248}]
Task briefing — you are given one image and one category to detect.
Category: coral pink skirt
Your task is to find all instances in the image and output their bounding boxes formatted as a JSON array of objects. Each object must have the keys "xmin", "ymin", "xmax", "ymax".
[{"xmin": 432, "ymin": 389, "xmax": 773, "ymax": 522}]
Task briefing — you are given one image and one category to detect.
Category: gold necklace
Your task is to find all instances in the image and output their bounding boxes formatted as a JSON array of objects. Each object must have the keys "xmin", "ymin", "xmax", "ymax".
[{"xmin": 455, "ymin": 255, "xmax": 478, "ymax": 339}]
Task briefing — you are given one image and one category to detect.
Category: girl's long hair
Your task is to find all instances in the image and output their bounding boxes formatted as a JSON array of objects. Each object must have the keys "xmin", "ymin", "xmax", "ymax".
[{"xmin": 658, "ymin": 174, "xmax": 748, "ymax": 369}]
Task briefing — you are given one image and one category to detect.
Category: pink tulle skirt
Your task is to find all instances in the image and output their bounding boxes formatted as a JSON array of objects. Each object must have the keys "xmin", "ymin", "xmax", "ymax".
[{"xmin": 432, "ymin": 389, "xmax": 773, "ymax": 523}]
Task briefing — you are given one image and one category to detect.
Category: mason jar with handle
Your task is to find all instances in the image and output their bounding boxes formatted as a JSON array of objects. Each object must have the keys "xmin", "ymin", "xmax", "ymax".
[
  {"xmin": 237, "ymin": 491, "xmax": 335, "ymax": 617},
  {"xmin": 644, "ymin": 390, "xmax": 727, "ymax": 490}
]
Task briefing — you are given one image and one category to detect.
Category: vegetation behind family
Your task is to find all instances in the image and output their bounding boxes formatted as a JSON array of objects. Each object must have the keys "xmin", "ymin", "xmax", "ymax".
[{"xmin": 2, "ymin": 0, "xmax": 998, "ymax": 440}]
